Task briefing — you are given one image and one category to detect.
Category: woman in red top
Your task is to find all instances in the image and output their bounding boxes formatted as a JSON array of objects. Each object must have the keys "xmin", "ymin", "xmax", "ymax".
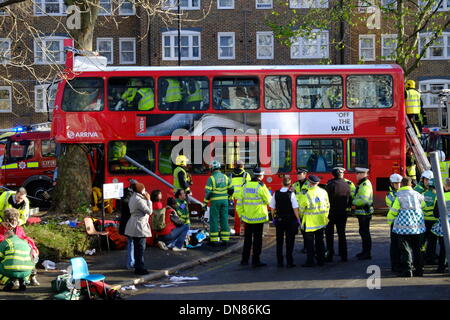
[{"xmin": 156, "ymin": 197, "xmax": 189, "ymax": 252}]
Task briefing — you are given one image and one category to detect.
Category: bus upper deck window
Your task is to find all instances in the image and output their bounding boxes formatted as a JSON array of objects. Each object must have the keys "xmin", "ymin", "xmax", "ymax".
[
  {"xmin": 108, "ymin": 77, "xmax": 154, "ymax": 111},
  {"xmin": 296, "ymin": 76, "xmax": 342, "ymax": 109},
  {"xmin": 158, "ymin": 77, "xmax": 209, "ymax": 111},
  {"xmin": 213, "ymin": 77, "xmax": 259, "ymax": 110},
  {"xmin": 62, "ymin": 78, "xmax": 104, "ymax": 111},
  {"xmin": 264, "ymin": 76, "xmax": 292, "ymax": 110},
  {"xmin": 347, "ymin": 75, "xmax": 393, "ymax": 108}
]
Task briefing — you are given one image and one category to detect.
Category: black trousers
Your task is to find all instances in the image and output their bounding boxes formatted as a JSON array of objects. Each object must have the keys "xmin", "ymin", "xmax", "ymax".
[
  {"xmin": 242, "ymin": 223, "xmax": 264, "ymax": 264},
  {"xmin": 357, "ymin": 215, "xmax": 372, "ymax": 254},
  {"xmin": 390, "ymin": 225, "xmax": 401, "ymax": 271},
  {"xmin": 325, "ymin": 214, "xmax": 347, "ymax": 259},
  {"xmin": 398, "ymin": 234, "xmax": 424, "ymax": 273},
  {"xmin": 132, "ymin": 237, "xmax": 147, "ymax": 271},
  {"xmin": 304, "ymin": 228, "xmax": 325, "ymax": 264},
  {"xmin": 437, "ymin": 236, "xmax": 447, "ymax": 269},
  {"xmin": 275, "ymin": 219, "xmax": 298, "ymax": 265},
  {"xmin": 424, "ymin": 220, "xmax": 438, "ymax": 261}
]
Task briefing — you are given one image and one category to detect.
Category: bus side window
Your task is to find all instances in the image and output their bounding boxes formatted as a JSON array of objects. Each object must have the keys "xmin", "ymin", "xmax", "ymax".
[
  {"xmin": 62, "ymin": 78, "xmax": 104, "ymax": 112},
  {"xmin": 158, "ymin": 77, "xmax": 209, "ymax": 111},
  {"xmin": 213, "ymin": 77, "xmax": 259, "ymax": 110},
  {"xmin": 108, "ymin": 141, "xmax": 155, "ymax": 174},
  {"xmin": 346, "ymin": 138, "xmax": 368, "ymax": 170},
  {"xmin": 296, "ymin": 76, "xmax": 342, "ymax": 109},
  {"xmin": 264, "ymin": 76, "xmax": 292, "ymax": 110},
  {"xmin": 297, "ymin": 139, "xmax": 343, "ymax": 172},
  {"xmin": 108, "ymin": 77, "xmax": 154, "ymax": 111},
  {"xmin": 271, "ymin": 139, "xmax": 292, "ymax": 173},
  {"xmin": 347, "ymin": 75, "xmax": 393, "ymax": 109}
]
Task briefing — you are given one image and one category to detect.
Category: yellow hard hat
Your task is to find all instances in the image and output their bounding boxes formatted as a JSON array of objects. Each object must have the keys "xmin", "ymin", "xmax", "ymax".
[
  {"xmin": 175, "ymin": 155, "xmax": 189, "ymax": 166},
  {"xmin": 406, "ymin": 80, "xmax": 415, "ymax": 89}
]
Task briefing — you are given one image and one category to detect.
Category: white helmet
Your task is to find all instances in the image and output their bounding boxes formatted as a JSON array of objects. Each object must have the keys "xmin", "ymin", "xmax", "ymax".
[
  {"xmin": 389, "ymin": 173, "xmax": 403, "ymax": 183},
  {"xmin": 438, "ymin": 150, "xmax": 446, "ymax": 161},
  {"xmin": 421, "ymin": 170, "xmax": 434, "ymax": 180}
]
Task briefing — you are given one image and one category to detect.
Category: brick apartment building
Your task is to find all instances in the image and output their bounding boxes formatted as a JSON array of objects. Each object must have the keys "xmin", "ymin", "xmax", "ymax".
[{"xmin": 0, "ymin": 0, "xmax": 448, "ymax": 129}]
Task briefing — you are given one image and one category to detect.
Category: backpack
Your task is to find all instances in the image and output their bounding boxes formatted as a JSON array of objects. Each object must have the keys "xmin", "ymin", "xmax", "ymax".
[{"xmin": 151, "ymin": 208, "xmax": 166, "ymax": 232}]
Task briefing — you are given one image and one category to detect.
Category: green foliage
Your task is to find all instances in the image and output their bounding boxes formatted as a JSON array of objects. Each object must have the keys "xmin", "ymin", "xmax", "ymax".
[{"xmin": 23, "ymin": 221, "xmax": 91, "ymax": 262}]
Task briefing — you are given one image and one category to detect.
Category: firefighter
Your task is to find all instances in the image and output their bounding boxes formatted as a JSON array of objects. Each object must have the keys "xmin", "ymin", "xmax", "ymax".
[
  {"xmin": 353, "ymin": 167, "xmax": 374, "ymax": 260},
  {"xmin": 298, "ymin": 175, "xmax": 330, "ymax": 267},
  {"xmin": 203, "ymin": 160, "xmax": 234, "ymax": 246},
  {"xmin": 325, "ymin": 167, "xmax": 352, "ymax": 263},
  {"xmin": 432, "ymin": 177, "xmax": 450, "ymax": 273},
  {"xmin": 387, "ymin": 177, "xmax": 426, "ymax": 277},
  {"xmin": 0, "ymin": 188, "xmax": 30, "ymax": 227},
  {"xmin": 237, "ymin": 167, "xmax": 272, "ymax": 267},
  {"xmin": 173, "ymin": 155, "xmax": 193, "ymax": 196},
  {"xmin": 161, "ymin": 78, "xmax": 183, "ymax": 109},
  {"xmin": 414, "ymin": 170, "xmax": 433, "ymax": 194},
  {"xmin": 406, "ymin": 148, "xmax": 417, "ymax": 185},
  {"xmin": 405, "ymin": 80, "xmax": 424, "ymax": 138},
  {"xmin": 386, "ymin": 173, "xmax": 403, "ymax": 273},
  {"xmin": 185, "ymin": 79, "xmax": 203, "ymax": 110},
  {"xmin": 291, "ymin": 168, "xmax": 308, "ymax": 253},
  {"xmin": 109, "ymin": 141, "xmax": 128, "ymax": 171}
]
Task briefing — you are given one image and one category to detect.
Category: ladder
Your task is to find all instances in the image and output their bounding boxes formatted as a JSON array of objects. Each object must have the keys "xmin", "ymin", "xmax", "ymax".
[{"xmin": 406, "ymin": 115, "xmax": 430, "ymax": 174}]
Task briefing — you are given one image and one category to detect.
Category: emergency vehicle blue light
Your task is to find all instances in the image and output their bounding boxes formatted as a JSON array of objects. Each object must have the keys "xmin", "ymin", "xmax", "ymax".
[{"xmin": 13, "ymin": 126, "xmax": 25, "ymax": 132}]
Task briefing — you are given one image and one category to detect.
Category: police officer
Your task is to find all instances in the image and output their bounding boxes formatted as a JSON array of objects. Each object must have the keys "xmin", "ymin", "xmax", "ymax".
[
  {"xmin": 237, "ymin": 167, "xmax": 272, "ymax": 267},
  {"xmin": 386, "ymin": 173, "xmax": 402, "ymax": 272},
  {"xmin": 161, "ymin": 78, "xmax": 182, "ymax": 109},
  {"xmin": 432, "ymin": 177, "xmax": 450, "ymax": 273},
  {"xmin": 173, "ymin": 155, "xmax": 193, "ymax": 196},
  {"xmin": 231, "ymin": 161, "xmax": 251, "ymax": 235},
  {"xmin": 422, "ymin": 177, "xmax": 438, "ymax": 265},
  {"xmin": 203, "ymin": 160, "xmax": 234, "ymax": 246},
  {"xmin": 387, "ymin": 177, "xmax": 426, "ymax": 277},
  {"xmin": 353, "ymin": 167, "xmax": 374, "ymax": 260},
  {"xmin": 185, "ymin": 79, "xmax": 203, "ymax": 110},
  {"xmin": 269, "ymin": 176, "xmax": 301, "ymax": 268},
  {"xmin": 291, "ymin": 168, "xmax": 308, "ymax": 253},
  {"xmin": 405, "ymin": 79, "xmax": 424, "ymax": 138},
  {"xmin": 298, "ymin": 175, "xmax": 330, "ymax": 267},
  {"xmin": 325, "ymin": 167, "xmax": 352, "ymax": 262}
]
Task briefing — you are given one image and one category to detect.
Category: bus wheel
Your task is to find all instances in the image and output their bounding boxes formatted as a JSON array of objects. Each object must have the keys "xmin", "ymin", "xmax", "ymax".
[{"xmin": 26, "ymin": 182, "xmax": 52, "ymax": 209}]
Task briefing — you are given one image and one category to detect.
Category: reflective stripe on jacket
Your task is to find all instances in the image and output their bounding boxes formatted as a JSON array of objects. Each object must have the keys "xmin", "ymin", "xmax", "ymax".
[
  {"xmin": 0, "ymin": 191, "xmax": 30, "ymax": 226},
  {"xmin": 231, "ymin": 169, "xmax": 251, "ymax": 200},
  {"xmin": 0, "ymin": 235, "xmax": 34, "ymax": 280},
  {"xmin": 185, "ymin": 81, "xmax": 202, "ymax": 103},
  {"xmin": 173, "ymin": 166, "xmax": 191, "ymax": 192},
  {"xmin": 352, "ymin": 178, "xmax": 374, "ymax": 215},
  {"xmin": 423, "ymin": 189, "xmax": 438, "ymax": 221},
  {"xmin": 405, "ymin": 89, "xmax": 421, "ymax": 114},
  {"xmin": 204, "ymin": 171, "xmax": 233, "ymax": 202},
  {"xmin": 236, "ymin": 180, "xmax": 271, "ymax": 224},
  {"xmin": 165, "ymin": 79, "xmax": 182, "ymax": 103},
  {"xmin": 137, "ymin": 88, "xmax": 155, "ymax": 110},
  {"xmin": 298, "ymin": 186, "xmax": 329, "ymax": 232}
]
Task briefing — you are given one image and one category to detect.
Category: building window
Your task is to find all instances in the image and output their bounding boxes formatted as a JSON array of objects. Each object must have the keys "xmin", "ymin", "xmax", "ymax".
[
  {"xmin": 218, "ymin": 32, "xmax": 235, "ymax": 60},
  {"xmin": 34, "ymin": 37, "xmax": 65, "ymax": 64},
  {"xmin": 381, "ymin": 34, "xmax": 397, "ymax": 60},
  {"xmin": 0, "ymin": 38, "xmax": 11, "ymax": 64},
  {"xmin": 162, "ymin": 30, "xmax": 201, "ymax": 61},
  {"xmin": 257, "ymin": 32, "xmax": 274, "ymax": 59},
  {"xmin": 419, "ymin": 79, "xmax": 450, "ymax": 108},
  {"xmin": 0, "ymin": 87, "xmax": 11, "ymax": 113},
  {"xmin": 163, "ymin": 0, "xmax": 200, "ymax": 10},
  {"xmin": 35, "ymin": 84, "xmax": 57, "ymax": 113},
  {"xmin": 256, "ymin": 0, "xmax": 273, "ymax": 9},
  {"xmin": 218, "ymin": 0, "xmax": 234, "ymax": 9},
  {"xmin": 419, "ymin": 33, "xmax": 450, "ymax": 60},
  {"xmin": 359, "ymin": 35, "xmax": 375, "ymax": 61},
  {"xmin": 380, "ymin": 0, "xmax": 397, "ymax": 8},
  {"xmin": 290, "ymin": 30, "xmax": 329, "ymax": 59},
  {"xmin": 118, "ymin": 0, "xmax": 135, "ymax": 15},
  {"xmin": 290, "ymin": 0, "xmax": 328, "ymax": 8},
  {"xmin": 99, "ymin": 0, "xmax": 112, "ymax": 15},
  {"xmin": 97, "ymin": 38, "xmax": 113, "ymax": 64},
  {"xmin": 34, "ymin": 0, "xmax": 66, "ymax": 15},
  {"xmin": 119, "ymin": 38, "xmax": 136, "ymax": 64}
]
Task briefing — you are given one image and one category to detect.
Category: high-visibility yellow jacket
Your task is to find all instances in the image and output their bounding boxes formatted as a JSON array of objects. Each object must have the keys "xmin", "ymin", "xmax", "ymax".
[
  {"xmin": 110, "ymin": 142, "xmax": 127, "ymax": 161},
  {"xmin": 0, "ymin": 191, "xmax": 30, "ymax": 226},
  {"xmin": 186, "ymin": 81, "xmax": 202, "ymax": 103},
  {"xmin": 292, "ymin": 179, "xmax": 308, "ymax": 204},
  {"xmin": 231, "ymin": 169, "xmax": 251, "ymax": 200},
  {"xmin": 405, "ymin": 89, "xmax": 421, "ymax": 115},
  {"xmin": 353, "ymin": 178, "xmax": 374, "ymax": 215},
  {"xmin": 204, "ymin": 171, "xmax": 233, "ymax": 202},
  {"xmin": 423, "ymin": 188, "xmax": 438, "ymax": 222},
  {"xmin": 165, "ymin": 79, "xmax": 182, "ymax": 103},
  {"xmin": 121, "ymin": 87, "xmax": 138, "ymax": 103},
  {"xmin": 173, "ymin": 166, "xmax": 192, "ymax": 193},
  {"xmin": 298, "ymin": 185, "xmax": 329, "ymax": 232},
  {"xmin": 137, "ymin": 88, "xmax": 155, "ymax": 111},
  {"xmin": 385, "ymin": 187, "xmax": 397, "ymax": 209},
  {"xmin": 440, "ymin": 161, "xmax": 450, "ymax": 182},
  {"xmin": 431, "ymin": 191, "xmax": 450, "ymax": 237},
  {"xmin": 236, "ymin": 180, "xmax": 271, "ymax": 224}
]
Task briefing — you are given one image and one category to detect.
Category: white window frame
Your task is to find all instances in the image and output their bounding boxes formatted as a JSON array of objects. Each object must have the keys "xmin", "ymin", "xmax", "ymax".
[
  {"xmin": 419, "ymin": 79, "xmax": 450, "ymax": 108},
  {"xmin": 162, "ymin": 30, "xmax": 201, "ymax": 61},
  {"xmin": 98, "ymin": 0, "xmax": 112, "ymax": 15},
  {"xmin": 34, "ymin": 0, "xmax": 66, "ymax": 16},
  {"xmin": 419, "ymin": 32, "xmax": 450, "ymax": 60},
  {"xmin": 96, "ymin": 38, "xmax": 114, "ymax": 64},
  {"xmin": 119, "ymin": 38, "xmax": 136, "ymax": 64},
  {"xmin": 290, "ymin": 0, "xmax": 329, "ymax": 8},
  {"xmin": 34, "ymin": 84, "xmax": 56, "ymax": 113},
  {"xmin": 256, "ymin": 0, "xmax": 273, "ymax": 9},
  {"xmin": 0, "ymin": 86, "xmax": 12, "ymax": 113},
  {"xmin": 0, "ymin": 38, "xmax": 11, "ymax": 65},
  {"xmin": 256, "ymin": 32, "xmax": 274, "ymax": 59},
  {"xmin": 381, "ymin": 34, "xmax": 397, "ymax": 60},
  {"xmin": 118, "ymin": 0, "xmax": 136, "ymax": 15},
  {"xmin": 359, "ymin": 34, "xmax": 376, "ymax": 61},
  {"xmin": 218, "ymin": 32, "xmax": 235, "ymax": 60},
  {"xmin": 290, "ymin": 30, "xmax": 329, "ymax": 59},
  {"xmin": 163, "ymin": 0, "xmax": 201, "ymax": 10},
  {"xmin": 34, "ymin": 37, "xmax": 66, "ymax": 65},
  {"xmin": 217, "ymin": 0, "xmax": 234, "ymax": 9}
]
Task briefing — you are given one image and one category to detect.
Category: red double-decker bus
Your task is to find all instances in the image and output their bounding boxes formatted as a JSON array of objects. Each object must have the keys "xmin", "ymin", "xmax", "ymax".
[{"xmin": 52, "ymin": 47, "xmax": 405, "ymax": 209}]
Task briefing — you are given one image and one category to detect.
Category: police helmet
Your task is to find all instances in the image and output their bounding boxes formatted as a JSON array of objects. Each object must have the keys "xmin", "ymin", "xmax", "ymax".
[
  {"xmin": 438, "ymin": 150, "xmax": 446, "ymax": 162},
  {"xmin": 389, "ymin": 173, "xmax": 403, "ymax": 183},
  {"xmin": 421, "ymin": 170, "xmax": 434, "ymax": 180}
]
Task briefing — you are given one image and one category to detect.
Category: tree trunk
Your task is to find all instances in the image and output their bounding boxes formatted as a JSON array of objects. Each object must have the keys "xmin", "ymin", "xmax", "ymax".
[{"xmin": 50, "ymin": 0, "xmax": 100, "ymax": 214}]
